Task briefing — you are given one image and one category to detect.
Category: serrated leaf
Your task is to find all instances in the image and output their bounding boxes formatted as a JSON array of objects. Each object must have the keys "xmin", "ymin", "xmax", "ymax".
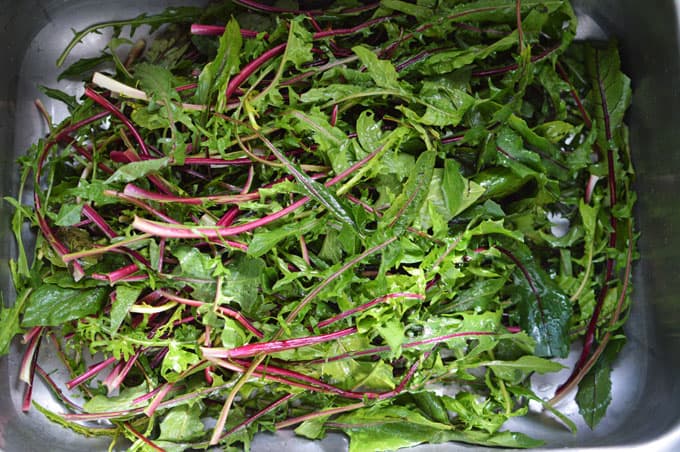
[
  {"xmin": 576, "ymin": 338, "xmax": 625, "ymax": 428},
  {"xmin": 352, "ymin": 46, "xmax": 401, "ymax": 90},
  {"xmin": 380, "ymin": 150, "xmax": 435, "ymax": 235},
  {"xmin": 196, "ymin": 17, "xmax": 242, "ymax": 109},
  {"xmin": 0, "ymin": 294, "xmax": 24, "ymax": 356},
  {"xmin": 105, "ymin": 157, "xmax": 170, "ymax": 184}
]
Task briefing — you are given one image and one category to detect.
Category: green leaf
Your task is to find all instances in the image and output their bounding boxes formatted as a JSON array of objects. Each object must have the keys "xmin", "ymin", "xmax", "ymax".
[
  {"xmin": 83, "ymin": 383, "xmax": 147, "ymax": 413},
  {"xmin": 507, "ymin": 245, "xmax": 571, "ymax": 358},
  {"xmin": 104, "ymin": 157, "xmax": 170, "ymax": 184},
  {"xmin": 136, "ymin": 63, "xmax": 180, "ymax": 104},
  {"xmin": 465, "ymin": 219, "xmax": 524, "ymax": 242},
  {"xmin": 295, "ymin": 417, "xmax": 327, "ymax": 440},
  {"xmin": 196, "ymin": 18, "xmax": 242, "ymax": 109},
  {"xmin": 299, "ymin": 84, "xmax": 364, "ymax": 104},
  {"xmin": 39, "ymin": 86, "xmax": 78, "ymax": 110},
  {"xmin": 0, "ymin": 293, "xmax": 24, "ymax": 356},
  {"xmin": 432, "ymin": 429, "xmax": 544, "ymax": 449},
  {"xmin": 334, "ymin": 404, "xmax": 451, "ymax": 452},
  {"xmin": 441, "ymin": 159, "xmax": 485, "ymax": 218},
  {"xmin": 22, "ymin": 285, "xmax": 108, "ymax": 327},
  {"xmin": 285, "ymin": 17, "xmax": 314, "ymax": 69},
  {"xmin": 381, "ymin": 0, "xmax": 432, "ymax": 18},
  {"xmin": 587, "ymin": 43, "xmax": 632, "ymax": 148},
  {"xmin": 352, "ymin": 46, "xmax": 401, "ymax": 90},
  {"xmin": 57, "ymin": 6, "xmax": 206, "ymax": 67},
  {"xmin": 356, "ymin": 110, "xmax": 382, "ymax": 154},
  {"xmin": 413, "ymin": 82, "xmax": 475, "ymax": 127},
  {"xmin": 259, "ymin": 130, "xmax": 360, "ymax": 235},
  {"xmin": 480, "ymin": 355, "xmax": 565, "ymax": 383},
  {"xmin": 576, "ymin": 337, "xmax": 625, "ymax": 428},
  {"xmin": 219, "ymin": 255, "xmax": 266, "ymax": 316},
  {"xmin": 161, "ymin": 341, "xmax": 200, "ymax": 382},
  {"xmin": 248, "ymin": 217, "xmax": 319, "ymax": 257},
  {"xmin": 158, "ymin": 404, "xmax": 205, "ymax": 441},
  {"xmin": 111, "ymin": 286, "xmax": 142, "ymax": 334},
  {"xmin": 53, "ymin": 203, "xmax": 83, "ymax": 227},
  {"xmin": 380, "ymin": 150, "xmax": 435, "ymax": 235},
  {"xmin": 58, "ymin": 54, "xmax": 112, "ymax": 80}
]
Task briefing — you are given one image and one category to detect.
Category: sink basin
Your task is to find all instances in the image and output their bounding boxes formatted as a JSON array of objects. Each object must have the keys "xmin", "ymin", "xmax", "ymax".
[{"xmin": 1, "ymin": 1, "xmax": 679, "ymax": 450}]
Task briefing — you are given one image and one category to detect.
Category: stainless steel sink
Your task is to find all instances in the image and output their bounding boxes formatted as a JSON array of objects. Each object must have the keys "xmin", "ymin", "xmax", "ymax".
[{"xmin": 1, "ymin": 1, "xmax": 679, "ymax": 450}]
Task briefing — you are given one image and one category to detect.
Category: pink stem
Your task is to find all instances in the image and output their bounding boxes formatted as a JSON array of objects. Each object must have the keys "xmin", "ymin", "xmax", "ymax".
[
  {"xmin": 225, "ymin": 393, "xmax": 295, "ymax": 436},
  {"xmin": 133, "ymin": 143, "xmax": 384, "ymax": 239},
  {"xmin": 226, "ymin": 43, "xmax": 287, "ymax": 100},
  {"xmin": 232, "ymin": 359, "xmax": 380, "ymax": 399},
  {"xmin": 190, "ymin": 24, "xmax": 261, "ymax": 38},
  {"xmin": 84, "ymin": 88, "xmax": 171, "ymax": 194},
  {"xmin": 81, "ymin": 204, "xmax": 117, "ymax": 238},
  {"xmin": 66, "ymin": 356, "xmax": 117, "ymax": 390},
  {"xmin": 159, "ymin": 290, "xmax": 263, "ymax": 338},
  {"xmin": 143, "ymin": 382, "xmax": 174, "ymax": 417},
  {"xmin": 317, "ymin": 293, "xmax": 425, "ymax": 329},
  {"xmin": 123, "ymin": 183, "xmax": 258, "ymax": 205},
  {"xmin": 202, "ymin": 327, "xmax": 357, "ymax": 359},
  {"xmin": 233, "ymin": 0, "xmax": 322, "ymax": 14},
  {"xmin": 307, "ymin": 331, "xmax": 497, "ymax": 364}
]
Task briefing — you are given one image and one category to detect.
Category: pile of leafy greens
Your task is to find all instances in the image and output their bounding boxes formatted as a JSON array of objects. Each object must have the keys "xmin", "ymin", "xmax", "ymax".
[{"xmin": 2, "ymin": 0, "xmax": 636, "ymax": 450}]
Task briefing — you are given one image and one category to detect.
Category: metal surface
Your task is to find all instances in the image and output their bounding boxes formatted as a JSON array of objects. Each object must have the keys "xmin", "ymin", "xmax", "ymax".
[{"xmin": 1, "ymin": 0, "xmax": 679, "ymax": 450}]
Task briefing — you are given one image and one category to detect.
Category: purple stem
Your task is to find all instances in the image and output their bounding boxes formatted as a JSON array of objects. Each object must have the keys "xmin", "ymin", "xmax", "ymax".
[
  {"xmin": 306, "ymin": 331, "xmax": 497, "ymax": 365},
  {"xmin": 20, "ymin": 328, "xmax": 43, "ymax": 412},
  {"xmin": 471, "ymin": 43, "xmax": 560, "ymax": 77},
  {"xmin": 226, "ymin": 43, "xmax": 287, "ymax": 101},
  {"xmin": 144, "ymin": 382, "xmax": 174, "ymax": 417},
  {"xmin": 232, "ymin": 359, "xmax": 381, "ymax": 399},
  {"xmin": 225, "ymin": 393, "xmax": 295, "ymax": 436},
  {"xmin": 122, "ymin": 183, "xmax": 258, "ymax": 205},
  {"xmin": 93, "ymin": 263, "xmax": 141, "ymax": 284},
  {"xmin": 312, "ymin": 16, "xmax": 392, "ymax": 39},
  {"xmin": 190, "ymin": 24, "xmax": 261, "ymax": 38},
  {"xmin": 557, "ymin": 49, "xmax": 619, "ymax": 395},
  {"xmin": 159, "ymin": 290, "xmax": 264, "ymax": 338},
  {"xmin": 84, "ymin": 88, "xmax": 171, "ymax": 195},
  {"xmin": 66, "ymin": 356, "xmax": 117, "ymax": 390},
  {"xmin": 217, "ymin": 206, "xmax": 240, "ymax": 227},
  {"xmin": 233, "ymin": 0, "xmax": 323, "ymax": 14},
  {"xmin": 36, "ymin": 365, "xmax": 83, "ymax": 412},
  {"xmin": 104, "ymin": 190, "xmax": 179, "ymax": 224},
  {"xmin": 317, "ymin": 292, "xmax": 425, "ymax": 329},
  {"xmin": 132, "ymin": 142, "xmax": 384, "ymax": 239},
  {"xmin": 82, "ymin": 204, "xmax": 117, "ymax": 238},
  {"xmin": 202, "ymin": 327, "xmax": 358, "ymax": 359}
]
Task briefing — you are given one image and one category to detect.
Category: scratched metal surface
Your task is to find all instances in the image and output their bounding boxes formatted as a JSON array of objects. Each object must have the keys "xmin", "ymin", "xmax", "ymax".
[{"xmin": 0, "ymin": 1, "xmax": 679, "ymax": 450}]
